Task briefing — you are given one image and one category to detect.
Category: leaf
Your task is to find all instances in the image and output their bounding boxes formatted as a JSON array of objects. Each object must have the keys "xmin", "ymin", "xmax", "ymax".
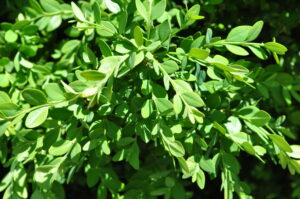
[
  {"xmin": 238, "ymin": 106, "xmax": 271, "ymax": 127},
  {"xmin": 226, "ymin": 25, "xmax": 252, "ymax": 42},
  {"xmin": 241, "ymin": 142, "xmax": 256, "ymax": 155},
  {"xmin": 25, "ymin": 107, "xmax": 49, "ymax": 128},
  {"xmin": 181, "ymin": 92, "xmax": 205, "ymax": 107},
  {"xmin": 248, "ymin": 46, "xmax": 268, "ymax": 60},
  {"xmin": 247, "ymin": 20, "xmax": 264, "ymax": 41},
  {"xmin": 264, "ymin": 42, "xmax": 287, "ymax": 55},
  {"xmin": 49, "ymin": 139, "xmax": 74, "ymax": 156},
  {"xmin": 71, "ymin": 2, "xmax": 86, "ymax": 22},
  {"xmin": 44, "ymin": 83, "xmax": 66, "ymax": 101},
  {"xmin": 269, "ymin": 134, "xmax": 292, "ymax": 152},
  {"xmin": 98, "ymin": 40, "xmax": 112, "ymax": 57},
  {"xmin": 47, "ymin": 15, "xmax": 62, "ymax": 32},
  {"xmin": 225, "ymin": 44, "xmax": 249, "ymax": 56},
  {"xmin": 161, "ymin": 60, "xmax": 178, "ymax": 74},
  {"xmin": 151, "ymin": 0, "xmax": 166, "ymax": 20},
  {"xmin": 104, "ymin": 0, "xmax": 121, "ymax": 13},
  {"xmin": 92, "ymin": 1, "xmax": 101, "ymax": 24},
  {"xmin": 0, "ymin": 91, "xmax": 11, "ymax": 104},
  {"xmin": 0, "ymin": 103, "xmax": 20, "ymax": 118},
  {"xmin": 141, "ymin": 99, "xmax": 152, "ymax": 118},
  {"xmin": 158, "ymin": 20, "xmax": 171, "ymax": 42},
  {"xmin": 196, "ymin": 169, "xmax": 205, "ymax": 189},
  {"xmin": 185, "ymin": 4, "xmax": 200, "ymax": 27},
  {"xmin": 154, "ymin": 98, "xmax": 173, "ymax": 115},
  {"xmin": 188, "ymin": 48, "xmax": 210, "ymax": 60},
  {"xmin": 128, "ymin": 142, "xmax": 140, "ymax": 169},
  {"xmin": 173, "ymin": 94, "xmax": 183, "ymax": 114},
  {"xmin": 287, "ymin": 145, "xmax": 300, "ymax": 159},
  {"xmin": 40, "ymin": 0, "xmax": 61, "ymax": 12},
  {"xmin": 168, "ymin": 140, "xmax": 185, "ymax": 157},
  {"xmin": 135, "ymin": 0, "xmax": 148, "ymax": 23},
  {"xmin": 80, "ymin": 70, "xmax": 106, "ymax": 81},
  {"xmin": 22, "ymin": 88, "xmax": 48, "ymax": 106},
  {"xmin": 4, "ymin": 30, "xmax": 18, "ymax": 43},
  {"xmin": 133, "ymin": 26, "xmax": 144, "ymax": 47}
]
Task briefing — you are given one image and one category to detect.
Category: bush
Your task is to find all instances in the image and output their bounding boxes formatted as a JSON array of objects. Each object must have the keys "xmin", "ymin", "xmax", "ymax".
[{"xmin": 0, "ymin": 0, "xmax": 299, "ymax": 198}]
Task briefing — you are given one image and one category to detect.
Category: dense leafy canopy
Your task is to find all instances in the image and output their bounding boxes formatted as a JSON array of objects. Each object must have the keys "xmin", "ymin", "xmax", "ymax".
[{"xmin": 0, "ymin": 0, "xmax": 299, "ymax": 198}]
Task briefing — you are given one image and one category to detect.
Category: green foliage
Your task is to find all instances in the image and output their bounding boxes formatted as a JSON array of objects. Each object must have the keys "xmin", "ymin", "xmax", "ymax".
[{"xmin": 0, "ymin": 0, "xmax": 299, "ymax": 198}]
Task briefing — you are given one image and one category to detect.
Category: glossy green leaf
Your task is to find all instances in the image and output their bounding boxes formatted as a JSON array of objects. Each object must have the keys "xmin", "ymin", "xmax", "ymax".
[{"xmin": 25, "ymin": 107, "xmax": 49, "ymax": 128}]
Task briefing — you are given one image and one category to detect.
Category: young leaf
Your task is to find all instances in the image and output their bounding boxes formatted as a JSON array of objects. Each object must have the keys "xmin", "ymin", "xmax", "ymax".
[
  {"xmin": 25, "ymin": 107, "xmax": 49, "ymax": 128},
  {"xmin": 247, "ymin": 21, "xmax": 264, "ymax": 41},
  {"xmin": 226, "ymin": 25, "xmax": 252, "ymax": 42},
  {"xmin": 135, "ymin": 0, "xmax": 148, "ymax": 23},
  {"xmin": 71, "ymin": 2, "xmax": 86, "ymax": 22},
  {"xmin": 264, "ymin": 42, "xmax": 288, "ymax": 55},
  {"xmin": 225, "ymin": 44, "xmax": 249, "ymax": 56}
]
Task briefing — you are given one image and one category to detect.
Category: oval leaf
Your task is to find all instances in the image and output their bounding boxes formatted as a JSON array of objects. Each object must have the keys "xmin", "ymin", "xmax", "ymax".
[{"xmin": 25, "ymin": 107, "xmax": 49, "ymax": 128}]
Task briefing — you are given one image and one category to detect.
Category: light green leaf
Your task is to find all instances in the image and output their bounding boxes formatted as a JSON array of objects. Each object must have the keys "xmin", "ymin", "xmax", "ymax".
[
  {"xmin": 135, "ymin": 0, "xmax": 148, "ymax": 23},
  {"xmin": 44, "ymin": 83, "xmax": 66, "ymax": 101},
  {"xmin": 22, "ymin": 88, "xmax": 48, "ymax": 106},
  {"xmin": 264, "ymin": 42, "xmax": 287, "ymax": 55},
  {"xmin": 141, "ymin": 99, "xmax": 152, "ymax": 118},
  {"xmin": 226, "ymin": 25, "xmax": 252, "ymax": 42},
  {"xmin": 0, "ymin": 91, "xmax": 11, "ymax": 104},
  {"xmin": 168, "ymin": 140, "xmax": 185, "ymax": 157},
  {"xmin": 181, "ymin": 92, "xmax": 205, "ymax": 107},
  {"xmin": 247, "ymin": 20, "xmax": 264, "ymax": 41},
  {"xmin": 241, "ymin": 142, "xmax": 256, "ymax": 155},
  {"xmin": 225, "ymin": 44, "xmax": 249, "ymax": 56},
  {"xmin": 161, "ymin": 60, "xmax": 178, "ymax": 74},
  {"xmin": 104, "ymin": 0, "xmax": 120, "ymax": 13},
  {"xmin": 80, "ymin": 70, "xmax": 106, "ymax": 81},
  {"xmin": 154, "ymin": 98, "xmax": 173, "ymax": 115},
  {"xmin": 269, "ymin": 134, "xmax": 292, "ymax": 152},
  {"xmin": 49, "ymin": 139, "xmax": 74, "ymax": 156},
  {"xmin": 188, "ymin": 48, "xmax": 210, "ymax": 60},
  {"xmin": 248, "ymin": 46, "xmax": 268, "ymax": 60},
  {"xmin": 173, "ymin": 94, "xmax": 182, "ymax": 114},
  {"xmin": 133, "ymin": 26, "xmax": 144, "ymax": 47},
  {"xmin": 71, "ymin": 2, "xmax": 86, "ymax": 22},
  {"xmin": 151, "ymin": 0, "xmax": 166, "ymax": 20},
  {"xmin": 287, "ymin": 145, "xmax": 300, "ymax": 159},
  {"xmin": 25, "ymin": 107, "xmax": 49, "ymax": 128},
  {"xmin": 4, "ymin": 30, "xmax": 18, "ymax": 43},
  {"xmin": 0, "ymin": 103, "xmax": 20, "ymax": 118},
  {"xmin": 40, "ymin": 0, "xmax": 61, "ymax": 12}
]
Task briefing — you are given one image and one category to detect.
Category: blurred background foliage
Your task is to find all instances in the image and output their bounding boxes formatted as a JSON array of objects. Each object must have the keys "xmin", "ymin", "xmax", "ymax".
[{"xmin": 0, "ymin": 0, "xmax": 299, "ymax": 198}]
